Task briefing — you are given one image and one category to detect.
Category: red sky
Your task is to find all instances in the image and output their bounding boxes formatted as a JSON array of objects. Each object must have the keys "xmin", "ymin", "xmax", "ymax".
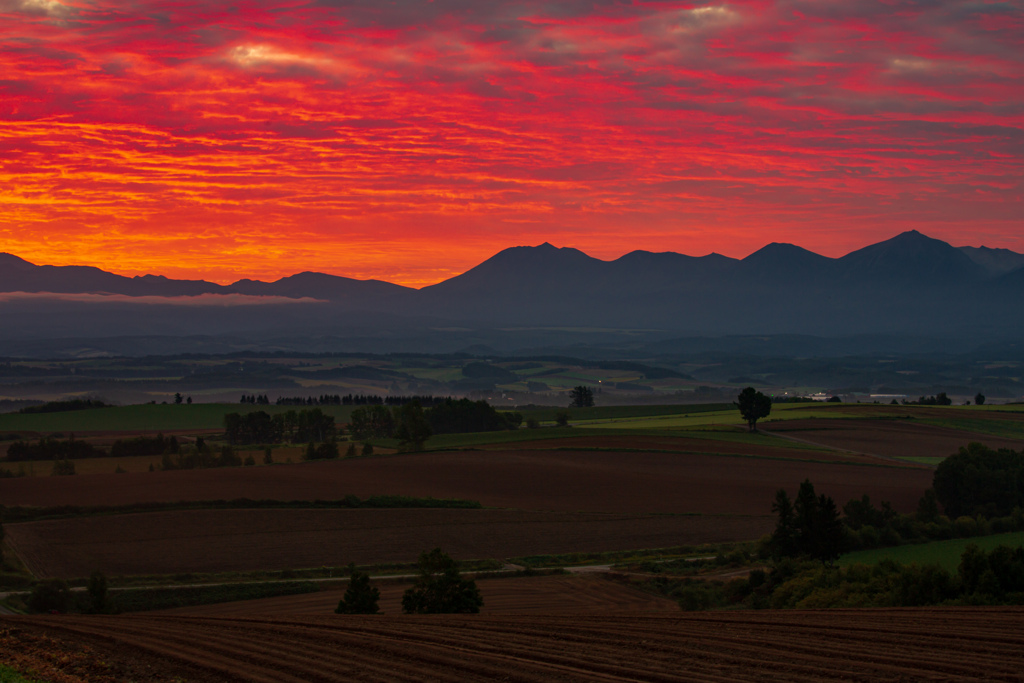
[{"xmin": 1, "ymin": 0, "xmax": 1021, "ymax": 286}]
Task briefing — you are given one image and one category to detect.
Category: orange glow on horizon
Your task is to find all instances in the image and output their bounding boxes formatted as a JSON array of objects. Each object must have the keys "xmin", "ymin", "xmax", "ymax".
[{"xmin": 1, "ymin": 0, "xmax": 1021, "ymax": 286}]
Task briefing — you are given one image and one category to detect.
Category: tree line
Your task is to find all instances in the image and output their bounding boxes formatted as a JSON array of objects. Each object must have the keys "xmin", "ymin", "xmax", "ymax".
[
  {"xmin": 7, "ymin": 433, "xmax": 183, "ymax": 462},
  {"xmin": 223, "ymin": 408, "xmax": 337, "ymax": 445},
  {"xmin": 347, "ymin": 398, "xmax": 523, "ymax": 448}
]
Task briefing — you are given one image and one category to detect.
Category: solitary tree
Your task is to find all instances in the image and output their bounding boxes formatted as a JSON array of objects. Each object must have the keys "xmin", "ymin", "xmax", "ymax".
[
  {"xmin": 401, "ymin": 548, "xmax": 483, "ymax": 614},
  {"xmin": 734, "ymin": 387, "xmax": 771, "ymax": 432},
  {"xmin": 335, "ymin": 563, "xmax": 381, "ymax": 614},
  {"xmin": 569, "ymin": 385, "xmax": 595, "ymax": 408},
  {"xmin": 975, "ymin": 392, "xmax": 986, "ymax": 406},
  {"xmin": 174, "ymin": 392, "xmax": 183, "ymax": 405}
]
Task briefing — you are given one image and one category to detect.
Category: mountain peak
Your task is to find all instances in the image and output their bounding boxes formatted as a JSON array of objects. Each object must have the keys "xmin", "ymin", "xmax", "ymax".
[
  {"xmin": 0, "ymin": 253, "xmax": 37, "ymax": 271},
  {"xmin": 838, "ymin": 230, "xmax": 985, "ymax": 283}
]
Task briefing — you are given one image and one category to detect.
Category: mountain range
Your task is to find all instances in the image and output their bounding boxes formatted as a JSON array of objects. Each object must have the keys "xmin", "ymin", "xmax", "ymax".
[{"xmin": 2, "ymin": 230, "xmax": 1024, "ymax": 355}]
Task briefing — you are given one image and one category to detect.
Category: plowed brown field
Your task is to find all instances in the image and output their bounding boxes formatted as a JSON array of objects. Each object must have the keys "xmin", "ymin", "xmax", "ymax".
[
  {"xmin": 477, "ymin": 435, "xmax": 885, "ymax": 463},
  {"xmin": 5, "ymin": 608, "xmax": 1024, "ymax": 682},
  {"xmin": 156, "ymin": 574, "xmax": 679, "ymax": 616},
  {"xmin": 764, "ymin": 419, "xmax": 1024, "ymax": 460},
  {"xmin": 0, "ymin": 448, "xmax": 932, "ymax": 515},
  {"xmin": 7, "ymin": 508, "xmax": 772, "ymax": 577}
]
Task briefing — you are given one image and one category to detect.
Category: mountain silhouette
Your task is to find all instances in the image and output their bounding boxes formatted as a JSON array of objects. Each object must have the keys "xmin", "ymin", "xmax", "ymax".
[
  {"xmin": 836, "ymin": 230, "xmax": 986, "ymax": 284},
  {"xmin": 1, "ymin": 231, "xmax": 1022, "ymax": 345}
]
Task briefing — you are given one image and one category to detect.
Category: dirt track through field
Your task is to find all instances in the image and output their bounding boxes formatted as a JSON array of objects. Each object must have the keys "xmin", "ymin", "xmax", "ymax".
[
  {"xmin": 6, "ymin": 508, "xmax": 772, "ymax": 577},
  {"xmin": 6, "ymin": 608, "xmax": 1024, "ymax": 682}
]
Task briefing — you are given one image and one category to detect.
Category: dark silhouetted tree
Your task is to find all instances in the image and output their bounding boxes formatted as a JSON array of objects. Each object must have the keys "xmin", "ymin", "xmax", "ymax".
[
  {"xmin": 569, "ymin": 385, "xmax": 594, "ymax": 408},
  {"xmin": 768, "ymin": 489, "xmax": 798, "ymax": 559},
  {"xmin": 174, "ymin": 392, "xmax": 183, "ymax": 405},
  {"xmin": 87, "ymin": 570, "xmax": 108, "ymax": 613},
  {"xmin": 28, "ymin": 579, "xmax": 72, "ymax": 613},
  {"xmin": 811, "ymin": 494, "xmax": 845, "ymax": 566},
  {"xmin": 554, "ymin": 411, "xmax": 570, "ymax": 427},
  {"xmin": 735, "ymin": 387, "xmax": 771, "ymax": 432},
  {"xmin": 916, "ymin": 488, "xmax": 941, "ymax": 523},
  {"xmin": 975, "ymin": 392, "xmax": 986, "ymax": 406},
  {"xmin": 335, "ymin": 563, "xmax": 380, "ymax": 614},
  {"xmin": 394, "ymin": 402, "xmax": 432, "ymax": 451},
  {"xmin": 401, "ymin": 548, "xmax": 483, "ymax": 614}
]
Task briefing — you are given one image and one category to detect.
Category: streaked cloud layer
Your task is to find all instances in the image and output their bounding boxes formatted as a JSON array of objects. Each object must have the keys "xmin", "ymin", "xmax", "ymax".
[{"xmin": 1, "ymin": 0, "xmax": 1021, "ymax": 285}]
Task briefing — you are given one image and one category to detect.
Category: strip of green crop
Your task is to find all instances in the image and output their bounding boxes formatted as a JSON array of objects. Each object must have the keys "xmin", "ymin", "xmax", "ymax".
[
  {"xmin": 839, "ymin": 532, "xmax": 1024, "ymax": 572},
  {"xmin": 108, "ymin": 580, "xmax": 322, "ymax": 612},
  {"xmin": 4, "ymin": 495, "xmax": 482, "ymax": 523}
]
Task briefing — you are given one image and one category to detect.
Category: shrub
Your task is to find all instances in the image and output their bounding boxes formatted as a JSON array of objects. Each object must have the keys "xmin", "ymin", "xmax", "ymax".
[
  {"xmin": 87, "ymin": 571, "xmax": 109, "ymax": 613},
  {"xmin": 28, "ymin": 579, "xmax": 72, "ymax": 613},
  {"xmin": 335, "ymin": 564, "xmax": 381, "ymax": 614},
  {"xmin": 401, "ymin": 548, "xmax": 483, "ymax": 614}
]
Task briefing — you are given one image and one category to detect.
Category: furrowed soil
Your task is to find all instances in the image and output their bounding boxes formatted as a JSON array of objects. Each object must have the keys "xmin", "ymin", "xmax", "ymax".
[
  {"xmin": 7, "ymin": 508, "xmax": 773, "ymax": 577},
  {"xmin": 5, "ymin": 608, "xmax": 1024, "ymax": 682},
  {"xmin": 156, "ymin": 574, "xmax": 679, "ymax": 616},
  {"xmin": 0, "ymin": 449, "xmax": 931, "ymax": 514},
  {"xmin": 763, "ymin": 419, "xmax": 1024, "ymax": 460}
]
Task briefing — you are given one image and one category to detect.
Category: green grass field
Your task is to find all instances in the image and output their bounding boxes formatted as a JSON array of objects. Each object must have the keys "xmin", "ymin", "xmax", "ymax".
[{"xmin": 838, "ymin": 532, "xmax": 1024, "ymax": 571}]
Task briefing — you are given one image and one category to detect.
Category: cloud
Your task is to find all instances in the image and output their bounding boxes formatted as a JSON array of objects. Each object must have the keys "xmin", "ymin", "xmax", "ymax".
[
  {"xmin": 0, "ymin": 0, "xmax": 1021, "ymax": 282},
  {"xmin": 0, "ymin": 292, "xmax": 327, "ymax": 306}
]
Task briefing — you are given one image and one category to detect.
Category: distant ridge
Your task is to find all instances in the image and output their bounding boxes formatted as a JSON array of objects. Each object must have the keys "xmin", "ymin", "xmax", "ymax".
[{"xmin": 1, "ymin": 232, "xmax": 1023, "ymax": 344}]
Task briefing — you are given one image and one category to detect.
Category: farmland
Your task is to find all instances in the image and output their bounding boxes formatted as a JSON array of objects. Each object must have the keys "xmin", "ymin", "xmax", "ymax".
[
  {"xmin": 6, "ymin": 507, "xmax": 772, "ymax": 578},
  {"xmin": 4, "ymin": 608, "xmax": 1024, "ymax": 682},
  {"xmin": 0, "ymin": 447, "xmax": 931, "ymax": 513},
  {"xmin": 157, "ymin": 574, "xmax": 681, "ymax": 616},
  {"xmin": 0, "ymin": 400, "xmax": 951, "ymax": 582},
  {"xmin": 839, "ymin": 531, "xmax": 1024, "ymax": 571}
]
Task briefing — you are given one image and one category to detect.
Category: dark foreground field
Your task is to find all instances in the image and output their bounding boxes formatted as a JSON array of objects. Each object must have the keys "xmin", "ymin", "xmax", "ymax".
[
  {"xmin": 7, "ymin": 508, "xmax": 772, "ymax": 577},
  {"xmin": 4, "ymin": 608, "xmax": 1023, "ymax": 682}
]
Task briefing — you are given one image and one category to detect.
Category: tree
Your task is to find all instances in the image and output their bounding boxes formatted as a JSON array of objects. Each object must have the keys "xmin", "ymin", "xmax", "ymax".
[
  {"xmin": 569, "ymin": 385, "xmax": 594, "ymax": 408},
  {"xmin": 401, "ymin": 548, "xmax": 483, "ymax": 614},
  {"xmin": 349, "ymin": 405, "xmax": 395, "ymax": 440},
  {"xmin": 28, "ymin": 579, "xmax": 72, "ymax": 613},
  {"xmin": 174, "ymin": 392, "xmax": 183, "ymax": 405},
  {"xmin": 933, "ymin": 442, "xmax": 1024, "ymax": 518},
  {"xmin": 916, "ymin": 488, "xmax": 941, "ymax": 523},
  {"xmin": 554, "ymin": 411, "xmax": 570, "ymax": 427},
  {"xmin": 734, "ymin": 387, "xmax": 771, "ymax": 432},
  {"xmin": 768, "ymin": 489, "xmax": 798, "ymax": 559},
  {"xmin": 87, "ymin": 570, "xmax": 109, "ymax": 613},
  {"xmin": 810, "ymin": 494, "xmax": 845, "ymax": 566},
  {"xmin": 793, "ymin": 479, "xmax": 818, "ymax": 555},
  {"xmin": 975, "ymin": 392, "xmax": 986, "ymax": 406},
  {"xmin": 335, "ymin": 563, "xmax": 380, "ymax": 614},
  {"xmin": 393, "ymin": 401, "xmax": 432, "ymax": 451}
]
